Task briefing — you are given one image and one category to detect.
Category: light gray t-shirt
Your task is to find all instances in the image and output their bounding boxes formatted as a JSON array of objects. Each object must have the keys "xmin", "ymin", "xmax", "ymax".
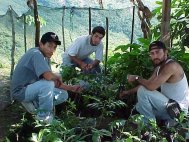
[
  {"xmin": 63, "ymin": 35, "xmax": 103, "ymax": 62},
  {"xmin": 11, "ymin": 47, "xmax": 51, "ymax": 102}
]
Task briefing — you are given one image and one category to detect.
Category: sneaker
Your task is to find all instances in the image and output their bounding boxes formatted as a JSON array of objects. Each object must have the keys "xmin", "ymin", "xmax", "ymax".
[{"xmin": 36, "ymin": 113, "xmax": 54, "ymax": 124}]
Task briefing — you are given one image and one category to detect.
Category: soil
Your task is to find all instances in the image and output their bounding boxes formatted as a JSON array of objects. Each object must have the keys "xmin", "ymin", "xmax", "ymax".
[{"xmin": 0, "ymin": 70, "xmax": 25, "ymax": 141}]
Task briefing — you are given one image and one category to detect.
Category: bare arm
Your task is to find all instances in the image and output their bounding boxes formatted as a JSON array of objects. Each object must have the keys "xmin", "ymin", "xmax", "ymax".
[
  {"xmin": 59, "ymin": 83, "xmax": 82, "ymax": 92},
  {"xmin": 43, "ymin": 71, "xmax": 60, "ymax": 81},
  {"xmin": 119, "ymin": 85, "xmax": 140, "ymax": 98},
  {"xmin": 87, "ymin": 59, "xmax": 100, "ymax": 69},
  {"xmin": 69, "ymin": 55, "xmax": 87, "ymax": 70},
  {"xmin": 42, "ymin": 71, "xmax": 62, "ymax": 88},
  {"xmin": 43, "ymin": 71, "xmax": 82, "ymax": 92},
  {"xmin": 137, "ymin": 63, "xmax": 175, "ymax": 90}
]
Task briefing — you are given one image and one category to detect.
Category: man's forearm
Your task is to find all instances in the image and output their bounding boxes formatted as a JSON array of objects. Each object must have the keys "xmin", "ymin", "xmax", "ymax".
[
  {"xmin": 43, "ymin": 71, "xmax": 59, "ymax": 81},
  {"xmin": 137, "ymin": 77, "xmax": 156, "ymax": 91},
  {"xmin": 69, "ymin": 55, "xmax": 83, "ymax": 66},
  {"xmin": 127, "ymin": 85, "xmax": 140, "ymax": 95},
  {"xmin": 92, "ymin": 60, "xmax": 100, "ymax": 67},
  {"xmin": 59, "ymin": 83, "xmax": 73, "ymax": 91}
]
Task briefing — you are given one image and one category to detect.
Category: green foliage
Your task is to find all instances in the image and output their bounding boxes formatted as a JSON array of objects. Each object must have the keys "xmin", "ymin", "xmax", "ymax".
[
  {"xmin": 4, "ymin": 1, "xmax": 189, "ymax": 141},
  {"xmin": 92, "ymin": 128, "xmax": 112, "ymax": 142},
  {"xmin": 153, "ymin": 0, "xmax": 189, "ymax": 48},
  {"xmin": 169, "ymin": 48, "xmax": 189, "ymax": 78},
  {"xmin": 60, "ymin": 66, "xmax": 77, "ymax": 82},
  {"xmin": 25, "ymin": 15, "xmax": 46, "ymax": 27},
  {"xmin": 107, "ymin": 38, "xmax": 153, "ymax": 85}
]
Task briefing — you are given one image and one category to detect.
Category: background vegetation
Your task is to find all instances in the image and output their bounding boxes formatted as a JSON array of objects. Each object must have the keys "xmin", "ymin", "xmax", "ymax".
[{"xmin": 1, "ymin": 0, "xmax": 189, "ymax": 141}]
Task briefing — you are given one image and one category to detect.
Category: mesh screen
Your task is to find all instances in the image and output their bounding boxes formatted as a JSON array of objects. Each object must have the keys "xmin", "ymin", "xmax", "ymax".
[{"xmin": 0, "ymin": 5, "xmax": 142, "ymax": 69}]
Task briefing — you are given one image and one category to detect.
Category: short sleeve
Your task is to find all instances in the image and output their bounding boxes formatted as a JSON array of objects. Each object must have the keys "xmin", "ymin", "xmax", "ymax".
[
  {"xmin": 95, "ymin": 43, "xmax": 103, "ymax": 62},
  {"xmin": 67, "ymin": 38, "xmax": 81, "ymax": 56},
  {"xmin": 32, "ymin": 52, "xmax": 51, "ymax": 78}
]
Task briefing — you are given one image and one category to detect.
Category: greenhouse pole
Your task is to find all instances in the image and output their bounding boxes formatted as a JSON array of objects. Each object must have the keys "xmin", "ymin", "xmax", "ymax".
[
  {"xmin": 33, "ymin": 0, "xmax": 40, "ymax": 47},
  {"xmin": 130, "ymin": 6, "xmax": 135, "ymax": 51},
  {"xmin": 24, "ymin": 14, "xmax": 27, "ymax": 53},
  {"xmin": 104, "ymin": 17, "xmax": 109, "ymax": 75},
  {"xmin": 88, "ymin": 7, "xmax": 91, "ymax": 35},
  {"xmin": 161, "ymin": 0, "xmax": 171, "ymax": 48},
  {"xmin": 9, "ymin": 6, "xmax": 16, "ymax": 79},
  {"xmin": 62, "ymin": 6, "xmax": 66, "ymax": 52}
]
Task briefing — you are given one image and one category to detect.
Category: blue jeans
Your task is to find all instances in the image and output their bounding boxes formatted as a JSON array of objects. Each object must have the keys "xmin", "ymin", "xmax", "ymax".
[
  {"xmin": 63, "ymin": 56, "xmax": 101, "ymax": 74},
  {"xmin": 22, "ymin": 80, "xmax": 68, "ymax": 116},
  {"xmin": 136, "ymin": 86, "xmax": 171, "ymax": 123}
]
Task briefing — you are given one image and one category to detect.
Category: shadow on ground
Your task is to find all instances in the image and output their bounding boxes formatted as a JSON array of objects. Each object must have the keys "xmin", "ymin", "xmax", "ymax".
[{"xmin": 0, "ymin": 71, "xmax": 25, "ymax": 141}]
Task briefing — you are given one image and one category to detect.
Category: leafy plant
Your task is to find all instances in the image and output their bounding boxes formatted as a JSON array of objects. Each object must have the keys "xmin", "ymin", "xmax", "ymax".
[{"xmin": 60, "ymin": 66, "xmax": 77, "ymax": 82}]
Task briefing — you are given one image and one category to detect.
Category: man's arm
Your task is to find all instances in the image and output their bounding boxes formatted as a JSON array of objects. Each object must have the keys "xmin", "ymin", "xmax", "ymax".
[
  {"xmin": 42, "ymin": 71, "xmax": 82, "ymax": 92},
  {"xmin": 137, "ymin": 63, "xmax": 175, "ymax": 90},
  {"xmin": 59, "ymin": 83, "xmax": 82, "ymax": 92},
  {"xmin": 69, "ymin": 55, "xmax": 87, "ymax": 70},
  {"xmin": 119, "ymin": 85, "xmax": 140, "ymax": 98},
  {"xmin": 42, "ymin": 71, "xmax": 62, "ymax": 87},
  {"xmin": 87, "ymin": 59, "xmax": 100, "ymax": 69}
]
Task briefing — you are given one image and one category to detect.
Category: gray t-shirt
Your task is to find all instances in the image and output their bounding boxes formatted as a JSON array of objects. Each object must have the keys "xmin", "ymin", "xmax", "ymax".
[
  {"xmin": 11, "ymin": 47, "xmax": 51, "ymax": 102},
  {"xmin": 63, "ymin": 35, "xmax": 103, "ymax": 62}
]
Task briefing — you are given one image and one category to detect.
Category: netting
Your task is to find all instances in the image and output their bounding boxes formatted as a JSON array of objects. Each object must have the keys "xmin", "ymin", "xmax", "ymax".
[{"xmin": 0, "ymin": 4, "xmax": 143, "ymax": 71}]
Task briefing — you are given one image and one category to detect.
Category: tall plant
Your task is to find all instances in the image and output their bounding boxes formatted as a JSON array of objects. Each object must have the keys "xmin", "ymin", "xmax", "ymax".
[{"xmin": 152, "ymin": 0, "xmax": 189, "ymax": 48}]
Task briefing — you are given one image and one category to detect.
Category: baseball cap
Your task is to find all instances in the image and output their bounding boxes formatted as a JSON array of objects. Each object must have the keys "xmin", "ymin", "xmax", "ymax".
[
  {"xmin": 149, "ymin": 41, "xmax": 167, "ymax": 51},
  {"xmin": 41, "ymin": 32, "xmax": 61, "ymax": 45}
]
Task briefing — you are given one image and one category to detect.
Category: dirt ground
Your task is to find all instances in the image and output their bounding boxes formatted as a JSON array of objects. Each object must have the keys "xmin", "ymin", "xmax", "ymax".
[{"xmin": 0, "ymin": 69, "xmax": 25, "ymax": 141}]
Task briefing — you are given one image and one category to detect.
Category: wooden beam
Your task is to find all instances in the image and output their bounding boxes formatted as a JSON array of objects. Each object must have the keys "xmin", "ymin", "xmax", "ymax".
[
  {"xmin": 89, "ymin": 7, "xmax": 91, "ymax": 35},
  {"xmin": 161, "ymin": 0, "xmax": 171, "ymax": 48},
  {"xmin": 130, "ymin": 6, "xmax": 135, "ymax": 46},
  {"xmin": 104, "ymin": 17, "xmax": 109, "ymax": 75},
  {"xmin": 24, "ymin": 14, "xmax": 27, "ymax": 53},
  {"xmin": 33, "ymin": 0, "xmax": 40, "ymax": 47},
  {"xmin": 9, "ymin": 6, "xmax": 16, "ymax": 79},
  {"xmin": 62, "ymin": 6, "xmax": 66, "ymax": 52}
]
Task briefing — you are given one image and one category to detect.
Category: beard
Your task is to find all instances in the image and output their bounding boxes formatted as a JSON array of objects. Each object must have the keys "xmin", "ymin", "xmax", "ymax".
[{"xmin": 152, "ymin": 58, "xmax": 166, "ymax": 67}]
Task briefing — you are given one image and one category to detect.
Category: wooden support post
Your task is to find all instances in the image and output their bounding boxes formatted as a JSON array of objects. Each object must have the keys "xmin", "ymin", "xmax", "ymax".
[
  {"xmin": 9, "ymin": 6, "xmax": 16, "ymax": 79},
  {"xmin": 130, "ymin": 6, "xmax": 135, "ymax": 47},
  {"xmin": 89, "ymin": 7, "xmax": 91, "ymax": 35},
  {"xmin": 62, "ymin": 6, "xmax": 66, "ymax": 52},
  {"xmin": 24, "ymin": 14, "xmax": 27, "ymax": 53},
  {"xmin": 104, "ymin": 17, "xmax": 109, "ymax": 75},
  {"xmin": 33, "ymin": 0, "xmax": 40, "ymax": 47},
  {"xmin": 161, "ymin": 0, "xmax": 171, "ymax": 48}
]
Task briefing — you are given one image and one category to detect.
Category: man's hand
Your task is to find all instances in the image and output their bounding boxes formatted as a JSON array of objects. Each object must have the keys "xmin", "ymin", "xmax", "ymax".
[
  {"xmin": 71, "ymin": 85, "xmax": 83, "ymax": 93},
  {"xmin": 80, "ymin": 62, "xmax": 88, "ymax": 71},
  {"xmin": 85, "ymin": 64, "xmax": 93, "ymax": 71},
  {"xmin": 80, "ymin": 63, "xmax": 94, "ymax": 72},
  {"xmin": 119, "ymin": 90, "xmax": 129, "ymax": 99},
  {"xmin": 127, "ymin": 75, "xmax": 138, "ymax": 83},
  {"xmin": 54, "ymin": 75, "xmax": 62, "ymax": 88}
]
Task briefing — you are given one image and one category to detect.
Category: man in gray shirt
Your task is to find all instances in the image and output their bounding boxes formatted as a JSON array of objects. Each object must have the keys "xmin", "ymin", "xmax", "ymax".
[
  {"xmin": 62, "ymin": 26, "xmax": 105, "ymax": 74},
  {"xmin": 11, "ymin": 32, "xmax": 82, "ymax": 123}
]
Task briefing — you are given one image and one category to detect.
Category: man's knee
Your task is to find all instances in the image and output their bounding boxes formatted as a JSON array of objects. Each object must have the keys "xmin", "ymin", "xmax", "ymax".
[
  {"xmin": 137, "ymin": 86, "xmax": 150, "ymax": 100},
  {"xmin": 41, "ymin": 80, "xmax": 55, "ymax": 90},
  {"xmin": 54, "ymin": 91, "xmax": 68, "ymax": 105}
]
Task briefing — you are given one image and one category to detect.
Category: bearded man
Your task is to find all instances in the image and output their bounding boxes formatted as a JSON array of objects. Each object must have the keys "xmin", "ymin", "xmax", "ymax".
[
  {"xmin": 62, "ymin": 26, "xmax": 105, "ymax": 74},
  {"xmin": 120, "ymin": 41, "xmax": 189, "ymax": 125}
]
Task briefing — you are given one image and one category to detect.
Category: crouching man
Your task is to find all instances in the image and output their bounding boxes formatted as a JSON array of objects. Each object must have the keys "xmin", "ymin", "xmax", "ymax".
[
  {"xmin": 120, "ymin": 41, "xmax": 189, "ymax": 125},
  {"xmin": 11, "ymin": 32, "xmax": 82, "ymax": 123}
]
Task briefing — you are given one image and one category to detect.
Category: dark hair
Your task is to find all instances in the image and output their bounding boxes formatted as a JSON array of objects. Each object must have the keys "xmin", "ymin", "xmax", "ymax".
[
  {"xmin": 92, "ymin": 26, "xmax": 105, "ymax": 36},
  {"xmin": 149, "ymin": 41, "xmax": 167, "ymax": 51},
  {"xmin": 41, "ymin": 32, "xmax": 61, "ymax": 45}
]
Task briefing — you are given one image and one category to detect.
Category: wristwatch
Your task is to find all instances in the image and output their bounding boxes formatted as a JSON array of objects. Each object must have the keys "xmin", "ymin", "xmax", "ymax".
[{"xmin": 135, "ymin": 76, "xmax": 139, "ymax": 80}]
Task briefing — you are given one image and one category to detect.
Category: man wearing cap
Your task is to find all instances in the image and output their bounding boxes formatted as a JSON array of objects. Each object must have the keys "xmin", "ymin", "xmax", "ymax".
[
  {"xmin": 62, "ymin": 26, "xmax": 105, "ymax": 74},
  {"xmin": 120, "ymin": 41, "xmax": 189, "ymax": 125},
  {"xmin": 11, "ymin": 32, "xmax": 82, "ymax": 123}
]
